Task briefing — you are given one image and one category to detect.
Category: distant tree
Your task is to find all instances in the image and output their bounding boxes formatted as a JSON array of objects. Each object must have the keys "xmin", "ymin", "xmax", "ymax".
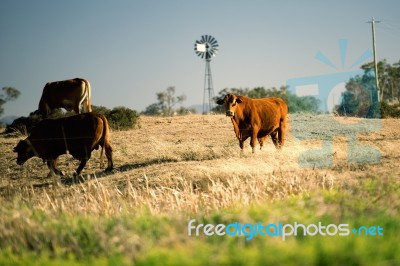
[
  {"xmin": 361, "ymin": 59, "xmax": 400, "ymax": 102},
  {"xmin": 142, "ymin": 103, "xmax": 162, "ymax": 116},
  {"xmin": 143, "ymin": 86, "xmax": 187, "ymax": 116},
  {"xmin": 287, "ymin": 94, "xmax": 320, "ymax": 113},
  {"xmin": 333, "ymin": 59, "xmax": 400, "ymax": 118},
  {"xmin": 176, "ymin": 106, "xmax": 196, "ymax": 115},
  {"xmin": 0, "ymin": 87, "xmax": 21, "ymax": 116}
]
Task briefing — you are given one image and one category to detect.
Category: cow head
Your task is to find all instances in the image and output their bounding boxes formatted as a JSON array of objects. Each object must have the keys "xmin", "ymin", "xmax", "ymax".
[
  {"xmin": 13, "ymin": 140, "xmax": 35, "ymax": 165},
  {"xmin": 216, "ymin": 93, "xmax": 243, "ymax": 117}
]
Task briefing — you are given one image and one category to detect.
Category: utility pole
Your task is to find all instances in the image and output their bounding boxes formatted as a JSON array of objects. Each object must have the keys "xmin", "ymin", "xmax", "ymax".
[{"xmin": 368, "ymin": 17, "xmax": 381, "ymax": 102}]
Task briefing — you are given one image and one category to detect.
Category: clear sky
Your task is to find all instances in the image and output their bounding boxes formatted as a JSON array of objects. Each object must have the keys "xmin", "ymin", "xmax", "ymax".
[{"xmin": 1, "ymin": 0, "xmax": 399, "ymax": 117}]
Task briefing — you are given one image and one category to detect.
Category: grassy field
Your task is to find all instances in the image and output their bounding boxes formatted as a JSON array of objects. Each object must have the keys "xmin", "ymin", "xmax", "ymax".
[{"xmin": 0, "ymin": 113, "xmax": 399, "ymax": 265}]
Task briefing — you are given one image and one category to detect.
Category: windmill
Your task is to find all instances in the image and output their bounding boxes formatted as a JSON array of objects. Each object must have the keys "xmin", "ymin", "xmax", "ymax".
[{"xmin": 194, "ymin": 35, "xmax": 219, "ymax": 114}]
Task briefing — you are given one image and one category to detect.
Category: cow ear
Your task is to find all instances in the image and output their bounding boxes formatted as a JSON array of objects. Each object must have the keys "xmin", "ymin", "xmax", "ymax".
[
  {"xmin": 216, "ymin": 98, "xmax": 225, "ymax": 105},
  {"xmin": 236, "ymin": 97, "xmax": 243, "ymax": 103}
]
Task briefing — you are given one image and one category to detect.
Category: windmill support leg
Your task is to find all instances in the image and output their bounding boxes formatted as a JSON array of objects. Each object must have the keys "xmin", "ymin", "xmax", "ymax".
[{"xmin": 203, "ymin": 59, "xmax": 215, "ymax": 114}]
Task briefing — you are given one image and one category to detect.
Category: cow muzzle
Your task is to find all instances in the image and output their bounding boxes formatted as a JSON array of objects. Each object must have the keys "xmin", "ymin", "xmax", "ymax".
[{"xmin": 226, "ymin": 110, "xmax": 235, "ymax": 117}]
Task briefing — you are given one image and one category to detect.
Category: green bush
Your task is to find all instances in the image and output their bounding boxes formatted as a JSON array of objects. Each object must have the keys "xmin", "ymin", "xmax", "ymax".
[
  {"xmin": 105, "ymin": 106, "xmax": 140, "ymax": 130},
  {"xmin": 4, "ymin": 112, "xmax": 43, "ymax": 136},
  {"xmin": 380, "ymin": 101, "xmax": 400, "ymax": 118}
]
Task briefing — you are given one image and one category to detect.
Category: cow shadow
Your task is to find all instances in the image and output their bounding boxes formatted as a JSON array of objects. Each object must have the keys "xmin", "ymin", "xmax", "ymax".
[
  {"xmin": 115, "ymin": 158, "xmax": 177, "ymax": 173},
  {"xmin": 25, "ymin": 158, "xmax": 173, "ymax": 188},
  {"xmin": 26, "ymin": 170, "xmax": 115, "ymax": 188}
]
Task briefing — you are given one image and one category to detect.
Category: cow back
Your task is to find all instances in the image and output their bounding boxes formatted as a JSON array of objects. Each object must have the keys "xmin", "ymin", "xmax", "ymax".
[
  {"xmin": 38, "ymin": 78, "xmax": 91, "ymax": 115},
  {"xmin": 28, "ymin": 113, "xmax": 107, "ymax": 159}
]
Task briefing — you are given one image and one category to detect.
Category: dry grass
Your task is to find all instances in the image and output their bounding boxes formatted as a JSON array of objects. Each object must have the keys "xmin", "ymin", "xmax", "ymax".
[{"xmin": 1, "ymin": 114, "xmax": 399, "ymax": 216}]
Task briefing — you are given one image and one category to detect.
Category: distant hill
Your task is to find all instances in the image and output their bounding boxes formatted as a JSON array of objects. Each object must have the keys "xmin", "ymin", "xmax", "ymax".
[
  {"xmin": 0, "ymin": 115, "xmax": 18, "ymax": 125},
  {"xmin": 187, "ymin": 104, "xmax": 203, "ymax": 114},
  {"xmin": 188, "ymin": 104, "xmax": 219, "ymax": 114}
]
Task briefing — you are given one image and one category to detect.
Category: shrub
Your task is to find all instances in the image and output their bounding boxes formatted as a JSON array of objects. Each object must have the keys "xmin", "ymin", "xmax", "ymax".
[
  {"xmin": 106, "ymin": 106, "xmax": 140, "ymax": 130},
  {"xmin": 4, "ymin": 112, "xmax": 42, "ymax": 136},
  {"xmin": 91, "ymin": 105, "xmax": 110, "ymax": 116},
  {"xmin": 380, "ymin": 101, "xmax": 400, "ymax": 118}
]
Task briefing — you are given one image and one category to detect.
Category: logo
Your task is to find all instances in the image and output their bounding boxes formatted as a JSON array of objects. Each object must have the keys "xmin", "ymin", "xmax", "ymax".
[
  {"xmin": 188, "ymin": 219, "xmax": 384, "ymax": 241},
  {"xmin": 286, "ymin": 39, "xmax": 381, "ymax": 168}
]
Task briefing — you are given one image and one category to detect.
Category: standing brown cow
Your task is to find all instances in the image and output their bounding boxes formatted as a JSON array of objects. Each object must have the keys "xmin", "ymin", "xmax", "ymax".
[
  {"xmin": 13, "ymin": 113, "xmax": 113, "ymax": 181},
  {"xmin": 217, "ymin": 93, "xmax": 288, "ymax": 153},
  {"xmin": 38, "ymin": 78, "xmax": 92, "ymax": 117}
]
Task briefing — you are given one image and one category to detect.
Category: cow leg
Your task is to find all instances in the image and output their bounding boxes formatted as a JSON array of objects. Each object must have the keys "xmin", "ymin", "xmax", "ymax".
[
  {"xmin": 271, "ymin": 130, "xmax": 280, "ymax": 149},
  {"xmin": 238, "ymin": 134, "xmax": 249, "ymax": 155},
  {"xmin": 250, "ymin": 130, "xmax": 259, "ymax": 153},
  {"xmin": 278, "ymin": 117, "xmax": 287, "ymax": 148},
  {"xmin": 75, "ymin": 158, "xmax": 88, "ymax": 176},
  {"xmin": 104, "ymin": 144, "xmax": 114, "ymax": 172},
  {"xmin": 258, "ymin": 137, "xmax": 266, "ymax": 150},
  {"xmin": 46, "ymin": 159, "xmax": 64, "ymax": 176},
  {"xmin": 239, "ymin": 140, "xmax": 245, "ymax": 150},
  {"xmin": 238, "ymin": 141, "xmax": 244, "ymax": 156}
]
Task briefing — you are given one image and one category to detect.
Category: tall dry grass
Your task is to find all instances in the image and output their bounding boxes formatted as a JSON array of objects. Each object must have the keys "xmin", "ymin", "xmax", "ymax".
[{"xmin": 0, "ymin": 114, "xmax": 399, "ymax": 217}]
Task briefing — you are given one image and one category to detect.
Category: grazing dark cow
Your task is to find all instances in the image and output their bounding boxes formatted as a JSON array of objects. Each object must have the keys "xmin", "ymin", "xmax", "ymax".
[
  {"xmin": 13, "ymin": 113, "xmax": 113, "ymax": 180},
  {"xmin": 217, "ymin": 93, "xmax": 288, "ymax": 153},
  {"xmin": 38, "ymin": 78, "xmax": 91, "ymax": 117}
]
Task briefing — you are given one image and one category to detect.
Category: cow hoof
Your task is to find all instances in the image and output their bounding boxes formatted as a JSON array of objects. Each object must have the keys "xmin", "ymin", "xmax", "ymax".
[{"xmin": 104, "ymin": 167, "xmax": 113, "ymax": 172}]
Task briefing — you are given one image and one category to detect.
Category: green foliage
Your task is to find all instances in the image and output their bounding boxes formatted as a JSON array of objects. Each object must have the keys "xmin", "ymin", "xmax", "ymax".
[
  {"xmin": 380, "ymin": 101, "xmax": 400, "ymax": 118},
  {"xmin": 106, "ymin": 106, "xmax": 140, "ymax": 130},
  {"xmin": 213, "ymin": 86, "xmax": 320, "ymax": 113},
  {"xmin": 362, "ymin": 59, "xmax": 400, "ymax": 102},
  {"xmin": 87, "ymin": 105, "xmax": 141, "ymax": 130},
  {"xmin": 335, "ymin": 71, "xmax": 381, "ymax": 118},
  {"xmin": 336, "ymin": 59, "xmax": 400, "ymax": 118},
  {"xmin": 142, "ymin": 103, "xmax": 162, "ymax": 116},
  {"xmin": 143, "ymin": 86, "xmax": 188, "ymax": 116},
  {"xmin": 91, "ymin": 105, "xmax": 110, "ymax": 116},
  {"xmin": 288, "ymin": 94, "xmax": 320, "ymax": 113}
]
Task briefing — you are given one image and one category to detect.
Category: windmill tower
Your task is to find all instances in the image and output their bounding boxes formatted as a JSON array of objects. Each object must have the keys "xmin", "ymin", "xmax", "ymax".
[{"xmin": 194, "ymin": 35, "xmax": 219, "ymax": 114}]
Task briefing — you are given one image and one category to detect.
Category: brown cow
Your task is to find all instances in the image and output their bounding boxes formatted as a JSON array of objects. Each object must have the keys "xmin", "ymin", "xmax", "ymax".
[
  {"xmin": 38, "ymin": 78, "xmax": 92, "ymax": 117},
  {"xmin": 13, "ymin": 113, "xmax": 113, "ymax": 181},
  {"xmin": 217, "ymin": 94, "xmax": 288, "ymax": 153}
]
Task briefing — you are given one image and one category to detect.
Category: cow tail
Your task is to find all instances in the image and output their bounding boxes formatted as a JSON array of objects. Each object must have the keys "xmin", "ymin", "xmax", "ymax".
[
  {"xmin": 84, "ymin": 79, "xmax": 92, "ymax": 112},
  {"xmin": 99, "ymin": 114, "xmax": 110, "ymax": 168},
  {"xmin": 61, "ymin": 124, "xmax": 70, "ymax": 154}
]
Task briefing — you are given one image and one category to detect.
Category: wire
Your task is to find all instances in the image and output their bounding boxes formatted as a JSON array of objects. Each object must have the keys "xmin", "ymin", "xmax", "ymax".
[{"xmin": 379, "ymin": 21, "xmax": 400, "ymax": 31}]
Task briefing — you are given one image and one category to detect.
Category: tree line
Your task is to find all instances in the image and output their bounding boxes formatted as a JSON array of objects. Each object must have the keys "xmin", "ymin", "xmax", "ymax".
[
  {"xmin": 335, "ymin": 60, "xmax": 400, "ymax": 118},
  {"xmin": 2, "ymin": 59, "xmax": 400, "ymax": 132}
]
